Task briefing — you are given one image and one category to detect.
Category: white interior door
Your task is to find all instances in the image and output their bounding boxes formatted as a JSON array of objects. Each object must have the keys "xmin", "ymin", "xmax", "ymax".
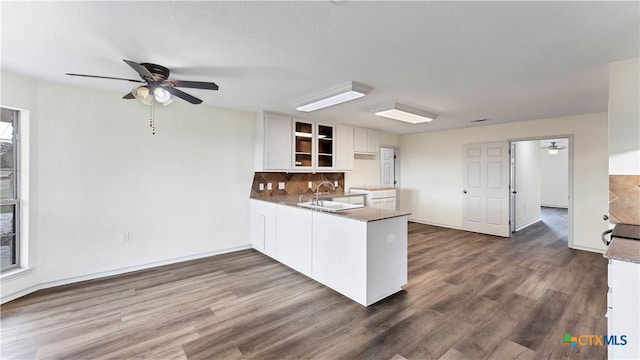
[
  {"xmin": 463, "ymin": 142, "xmax": 510, "ymax": 237},
  {"xmin": 380, "ymin": 148, "xmax": 395, "ymax": 187}
]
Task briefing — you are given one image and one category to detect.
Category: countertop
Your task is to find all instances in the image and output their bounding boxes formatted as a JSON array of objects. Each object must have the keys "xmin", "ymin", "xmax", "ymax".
[
  {"xmin": 250, "ymin": 195, "xmax": 411, "ymax": 222},
  {"xmin": 604, "ymin": 238, "xmax": 640, "ymax": 264},
  {"xmin": 350, "ymin": 186, "xmax": 397, "ymax": 191}
]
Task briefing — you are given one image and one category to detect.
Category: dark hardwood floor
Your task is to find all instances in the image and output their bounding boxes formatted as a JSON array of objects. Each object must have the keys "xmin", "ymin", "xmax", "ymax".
[{"xmin": 1, "ymin": 207, "xmax": 608, "ymax": 359}]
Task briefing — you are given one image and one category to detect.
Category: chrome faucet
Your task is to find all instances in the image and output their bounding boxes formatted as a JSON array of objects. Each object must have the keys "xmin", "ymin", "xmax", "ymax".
[{"xmin": 315, "ymin": 181, "xmax": 335, "ymax": 206}]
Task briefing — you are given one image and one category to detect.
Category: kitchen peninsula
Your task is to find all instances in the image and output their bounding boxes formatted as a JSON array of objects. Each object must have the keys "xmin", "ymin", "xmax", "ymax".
[{"xmin": 249, "ymin": 194, "xmax": 411, "ymax": 306}]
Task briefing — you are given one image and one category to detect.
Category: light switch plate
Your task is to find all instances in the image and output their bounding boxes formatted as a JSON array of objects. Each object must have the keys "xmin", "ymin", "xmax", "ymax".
[
  {"xmin": 308, "ymin": 181, "xmax": 313, "ymax": 189},
  {"xmin": 267, "ymin": 183, "xmax": 272, "ymax": 190},
  {"xmin": 259, "ymin": 183, "xmax": 264, "ymax": 191},
  {"xmin": 334, "ymin": 181, "xmax": 339, "ymax": 187},
  {"xmin": 278, "ymin": 182, "xmax": 285, "ymax": 190}
]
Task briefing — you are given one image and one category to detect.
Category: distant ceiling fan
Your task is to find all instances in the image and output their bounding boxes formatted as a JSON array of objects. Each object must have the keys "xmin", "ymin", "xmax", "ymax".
[
  {"xmin": 542, "ymin": 141, "xmax": 566, "ymax": 155},
  {"xmin": 66, "ymin": 59, "xmax": 219, "ymax": 106}
]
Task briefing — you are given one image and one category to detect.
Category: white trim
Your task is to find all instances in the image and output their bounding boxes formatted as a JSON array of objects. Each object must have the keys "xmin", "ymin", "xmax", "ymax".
[
  {"xmin": 408, "ymin": 218, "xmax": 463, "ymax": 230},
  {"xmin": 507, "ymin": 134, "xmax": 574, "ymax": 248},
  {"xmin": 541, "ymin": 204, "xmax": 569, "ymax": 209},
  {"xmin": 1, "ymin": 244, "xmax": 252, "ymax": 304},
  {"xmin": 0, "ymin": 267, "xmax": 32, "ymax": 281},
  {"xmin": 515, "ymin": 218, "xmax": 542, "ymax": 232},
  {"xmin": 570, "ymin": 244, "xmax": 605, "ymax": 254}
]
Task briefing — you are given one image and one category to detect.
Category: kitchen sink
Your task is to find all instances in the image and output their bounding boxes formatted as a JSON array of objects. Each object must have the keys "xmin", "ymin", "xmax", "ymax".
[{"xmin": 297, "ymin": 200, "xmax": 364, "ymax": 212}]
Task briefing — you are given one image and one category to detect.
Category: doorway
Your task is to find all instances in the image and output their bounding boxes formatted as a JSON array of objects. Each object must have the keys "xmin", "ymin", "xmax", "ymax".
[
  {"xmin": 380, "ymin": 147, "xmax": 398, "ymax": 188},
  {"xmin": 509, "ymin": 137, "xmax": 572, "ymax": 246},
  {"xmin": 380, "ymin": 147, "xmax": 400, "ymax": 209}
]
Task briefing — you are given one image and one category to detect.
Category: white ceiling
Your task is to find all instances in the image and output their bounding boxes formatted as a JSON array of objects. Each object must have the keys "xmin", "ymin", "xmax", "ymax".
[{"xmin": 2, "ymin": 1, "xmax": 638, "ymax": 135}]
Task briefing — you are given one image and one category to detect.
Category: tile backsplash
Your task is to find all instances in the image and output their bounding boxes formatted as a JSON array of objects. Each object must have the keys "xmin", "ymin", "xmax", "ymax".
[
  {"xmin": 609, "ymin": 175, "xmax": 640, "ymax": 225},
  {"xmin": 250, "ymin": 172, "xmax": 345, "ymax": 198}
]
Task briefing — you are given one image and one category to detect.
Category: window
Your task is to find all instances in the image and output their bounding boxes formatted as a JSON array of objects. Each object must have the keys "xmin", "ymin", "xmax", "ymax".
[{"xmin": 1, "ymin": 108, "xmax": 19, "ymax": 271}]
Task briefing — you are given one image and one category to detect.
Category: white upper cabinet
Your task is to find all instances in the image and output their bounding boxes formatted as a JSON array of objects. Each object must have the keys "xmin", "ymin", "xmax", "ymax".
[
  {"xmin": 292, "ymin": 119, "xmax": 336, "ymax": 171},
  {"xmin": 335, "ymin": 124, "xmax": 354, "ymax": 171},
  {"xmin": 256, "ymin": 111, "xmax": 355, "ymax": 172},
  {"xmin": 293, "ymin": 119, "xmax": 315, "ymax": 170},
  {"xmin": 354, "ymin": 127, "xmax": 379, "ymax": 155},
  {"xmin": 316, "ymin": 122, "xmax": 335, "ymax": 170},
  {"xmin": 367, "ymin": 129, "xmax": 379, "ymax": 154},
  {"xmin": 255, "ymin": 112, "xmax": 292, "ymax": 171}
]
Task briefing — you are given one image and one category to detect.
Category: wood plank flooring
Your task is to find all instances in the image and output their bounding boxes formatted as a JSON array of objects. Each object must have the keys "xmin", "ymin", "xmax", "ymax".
[{"xmin": 1, "ymin": 207, "xmax": 608, "ymax": 359}]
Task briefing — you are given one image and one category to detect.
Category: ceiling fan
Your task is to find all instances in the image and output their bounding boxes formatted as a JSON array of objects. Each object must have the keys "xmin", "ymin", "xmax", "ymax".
[
  {"xmin": 66, "ymin": 59, "xmax": 219, "ymax": 105},
  {"xmin": 542, "ymin": 141, "xmax": 566, "ymax": 155}
]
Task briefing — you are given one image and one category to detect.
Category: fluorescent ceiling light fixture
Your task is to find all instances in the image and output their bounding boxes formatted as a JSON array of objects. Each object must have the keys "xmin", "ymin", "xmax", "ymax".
[
  {"xmin": 296, "ymin": 81, "xmax": 372, "ymax": 112},
  {"xmin": 374, "ymin": 103, "xmax": 438, "ymax": 124}
]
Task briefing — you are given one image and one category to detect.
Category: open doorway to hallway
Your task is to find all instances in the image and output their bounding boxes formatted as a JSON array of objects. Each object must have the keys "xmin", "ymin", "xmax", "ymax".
[{"xmin": 510, "ymin": 137, "xmax": 571, "ymax": 245}]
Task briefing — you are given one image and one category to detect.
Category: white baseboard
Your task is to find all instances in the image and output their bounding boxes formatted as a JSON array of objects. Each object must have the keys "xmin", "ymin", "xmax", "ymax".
[
  {"xmin": 1, "ymin": 244, "xmax": 253, "ymax": 304},
  {"xmin": 515, "ymin": 218, "xmax": 542, "ymax": 232},
  {"xmin": 541, "ymin": 204, "xmax": 569, "ymax": 209},
  {"xmin": 408, "ymin": 218, "xmax": 462, "ymax": 230},
  {"xmin": 570, "ymin": 244, "xmax": 606, "ymax": 254}
]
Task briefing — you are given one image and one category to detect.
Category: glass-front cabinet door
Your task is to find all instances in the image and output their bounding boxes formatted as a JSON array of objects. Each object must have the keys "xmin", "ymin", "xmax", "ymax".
[
  {"xmin": 316, "ymin": 123, "xmax": 334, "ymax": 169},
  {"xmin": 293, "ymin": 120, "xmax": 314, "ymax": 169}
]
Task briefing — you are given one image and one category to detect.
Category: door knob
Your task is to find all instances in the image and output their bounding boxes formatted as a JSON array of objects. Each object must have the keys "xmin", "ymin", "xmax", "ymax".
[{"xmin": 463, "ymin": 190, "xmax": 467, "ymax": 194}]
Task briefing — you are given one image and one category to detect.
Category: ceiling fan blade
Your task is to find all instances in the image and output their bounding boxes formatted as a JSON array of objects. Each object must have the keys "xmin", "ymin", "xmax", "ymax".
[
  {"xmin": 66, "ymin": 73, "xmax": 144, "ymax": 83},
  {"xmin": 123, "ymin": 92, "xmax": 135, "ymax": 99},
  {"xmin": 164, "ymin": 86, "xmax": 203, "ymax": 104},
  {"xmin": 169, "ymin": 80, "xmax": 219, "ymax": 91},
  {"xmin": 123, "ymin": 59, "xmax": 155, "ymax": 80}
]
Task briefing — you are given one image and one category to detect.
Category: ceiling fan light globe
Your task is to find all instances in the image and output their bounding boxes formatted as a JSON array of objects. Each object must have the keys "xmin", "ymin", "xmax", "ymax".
[
  {"xmin": 133, "ymin": 86, "xmax": 150, "ymax": 99},
  {"xmin": 141, "ymin": 96, "xmax": 154, "ymax": 106},
  {"xmin": 153, "ymin": 87, "xmax": 171, "ymax": 103}
]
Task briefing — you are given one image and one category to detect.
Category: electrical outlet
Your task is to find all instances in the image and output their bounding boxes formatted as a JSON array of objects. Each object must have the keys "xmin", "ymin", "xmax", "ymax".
[
  {"xmin": 278, "ymin": 182, "xmax": 285, "ymax": 190},
  {"xmin": 308, "ymin": 181, "xmax": 313, "ymax": 189},
  {"xmin": 387, "ymin": 234, "xmax": 395, "ymax": 243},
  {"xmin": 259, "ymin": 183, "xmax": 264, "ymax": 191},
  {"xmin": 334, "ymin": 181, "xmax": 338, "ymax": 188},
  {"xmin": 267, "ymin": 183, "xmax": 273, "ymax": 190},
  {"xmin": 121, "ymin": 232, "xmax": 130, "ymax": 242}
]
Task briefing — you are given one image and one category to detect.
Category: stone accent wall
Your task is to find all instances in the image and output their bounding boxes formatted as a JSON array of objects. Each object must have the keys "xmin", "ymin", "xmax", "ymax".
[
  {"xmin": 609, "ymin": 175, "xmax": 640, "ymax": 225},
  {"xmin": 250, "ymin": 172, "xmax": 344, "ymax": 198}
]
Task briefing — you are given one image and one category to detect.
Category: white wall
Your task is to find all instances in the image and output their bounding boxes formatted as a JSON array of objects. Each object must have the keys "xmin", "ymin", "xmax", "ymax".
[
  {"xmin": 540, "ymin": 147, "xmax": 569, "ymax": 207},
  {"xmin": 1, "ymin": 72, "xmax": 255, "ymax": 302},
  {"xmin": 401, "ymin": 112, "xmax": 609, "ymax": 253},
  {"xmin": 609, "ymin": 58, "xmax": 640, "ymax": 175},
  {"xmin": 514, "ymin": 141, "xmax": 541, "ymax": 230}
]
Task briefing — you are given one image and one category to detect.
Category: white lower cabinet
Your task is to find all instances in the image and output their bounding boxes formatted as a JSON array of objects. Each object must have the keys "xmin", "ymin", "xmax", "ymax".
[
  {"xmin": 249, "ymin": 199, "xmax": 408, "ymax": 306},
  {"xmin": 312, "ymin": 213, "xmax": 368, "ymax": 304},
  {"xmin": 351, "ymin": 188, "xmax": 397, "ymax": 210},
  {"xmin": 312, "ymin": 212, "xmax": 407, "ymax": 305},
  {"xmin": 331, "ymin": 195, "xmax": 365, "ymax": 205},
  {"xmin": 371, "ymin": 199, "xmax": 384, "ymax": 209},
  {"xmin": 384, "ymin": 197, "xmax": 396, "ymax": 210},
  {"xmin": 249, "ymin": 199, "xmax": 277, "ymax": 256},
  {"xmin": 275, "ymin": 204, "xmax": 313, "ymax": 276},
  {"xmin": 607, "ymin": 258, "xmax": 640, "ymax": 359}
]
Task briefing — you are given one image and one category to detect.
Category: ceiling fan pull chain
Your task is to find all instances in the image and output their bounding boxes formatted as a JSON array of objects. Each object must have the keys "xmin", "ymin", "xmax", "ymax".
[{"xmin": 149, "ymin": 104, "xmax": 156, "ymax": 135}]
